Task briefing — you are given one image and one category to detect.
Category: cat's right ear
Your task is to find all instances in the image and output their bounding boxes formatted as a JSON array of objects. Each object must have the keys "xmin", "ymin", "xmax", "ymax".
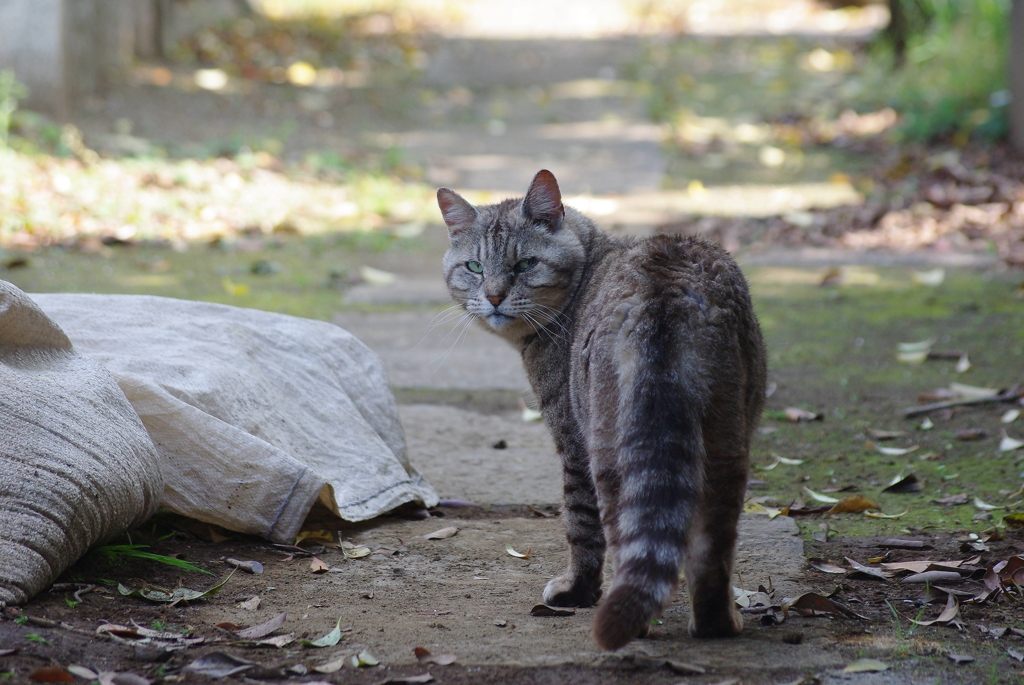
[{"xmin": 437, "ymin": 188, "xmax": 478, "ymax": 241}]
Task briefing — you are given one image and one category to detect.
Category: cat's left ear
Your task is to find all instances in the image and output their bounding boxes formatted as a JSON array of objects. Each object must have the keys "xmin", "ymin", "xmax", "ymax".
[
  {"xmin": 522, "ymin": 169, "xmax": 564, "ymax": 230},
  {"xmin": 437, "ymin": 188, "xmax": 478, "ymax": 240}
]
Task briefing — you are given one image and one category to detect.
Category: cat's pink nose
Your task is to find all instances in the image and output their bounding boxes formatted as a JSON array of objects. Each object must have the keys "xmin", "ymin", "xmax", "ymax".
[{"xmin": 487, "ymin": 295, "xmax": 504, "ymax": 306}]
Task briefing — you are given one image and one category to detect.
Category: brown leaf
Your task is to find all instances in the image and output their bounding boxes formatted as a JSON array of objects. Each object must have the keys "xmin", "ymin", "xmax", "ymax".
[
  {"xmin": 29, "ymin": 668, "xmax": 74, "ymax": 683},
  {"xmin": 530, "ymin": 604, "xmax": 576, "ymax": 617},
  {"xmin": 827, "ymin": 495, "xmax": 880, "ymax": 514},
  {"xmin": 236, "ymin": 612, "xmax": 287, "ymax": 640},
  {"xmin": 664, "ymin": 660, "xmax": 706, "ymax": 675},
  {"xmin": 883, "ymin": 473, "xmax": 923, "ymax": 493},
  {"xmin": 955, "ymin": 429, "xmax": 987, "ymax": 441},
  {"xmin": 423, "ymin": 527, "xmax": 458, "ymax": 540},
  {"xmin": 883, "ymin": 559, "xmax": 964, "ymax": 574},
  {"xmin": 901, "ymin": 571, "xmax": 965, "ymax": 585},
  {"xmin": 310, "ymin": 557, "xmax": 329, "ymax": 573},
  {"xmin": 879, "ymin": 539, "xmax": 932, "ymax": 550},
  {"xmin": 783, "ymin": 592, "xmax": 867, "ymax": 619},
  {"xmin": 911, "ymin": 593, "xmax": 960, "ymax": 626},
  {"xmin": 413, "ymin": 647, "xmax": 457, "ymax": 665},
  {"xmin": 845, "ymin": 557, "xmax": 891, "ymax": 581},
  {"xmin": 808, "ymin": 558, "xmax": 846, "ymax": 574}
]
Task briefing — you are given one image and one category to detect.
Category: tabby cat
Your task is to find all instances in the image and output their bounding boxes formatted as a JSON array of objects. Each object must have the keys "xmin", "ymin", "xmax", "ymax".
[{"xmin": 438, "ymin": 170, "xmax": 766, "ymax": 650}]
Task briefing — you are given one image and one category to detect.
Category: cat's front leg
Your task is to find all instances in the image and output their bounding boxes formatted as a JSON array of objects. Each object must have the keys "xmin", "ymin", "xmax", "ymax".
[{"xmin": 542, "ymin": 439, "xmax": 606, "ymax": 608}]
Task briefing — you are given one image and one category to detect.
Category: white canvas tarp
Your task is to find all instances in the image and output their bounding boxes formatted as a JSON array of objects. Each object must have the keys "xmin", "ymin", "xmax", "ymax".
[{"xmin": 30, "ymin": 291, "xmax": 438, "ymax": 544}]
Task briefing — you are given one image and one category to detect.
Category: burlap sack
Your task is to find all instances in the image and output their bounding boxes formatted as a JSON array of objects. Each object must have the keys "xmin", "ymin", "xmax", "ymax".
[
  {"xmin": 32, "ymin": 292, "xmax": 438, "ymax": 543},
  {"xmin": 0, "ymin": 282, "xmax": 162, "ymax": 605}
]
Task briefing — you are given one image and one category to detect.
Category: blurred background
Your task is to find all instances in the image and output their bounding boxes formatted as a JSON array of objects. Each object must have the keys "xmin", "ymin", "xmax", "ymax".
[{"xmin": 0, "ymin": 0, "xmax": 1021, "ymax": 314}]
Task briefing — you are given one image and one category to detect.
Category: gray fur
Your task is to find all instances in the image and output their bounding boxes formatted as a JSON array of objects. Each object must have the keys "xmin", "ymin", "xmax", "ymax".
[{"xmin": 439, "ymin": 170, "xmax": 766, "ymax": 650}]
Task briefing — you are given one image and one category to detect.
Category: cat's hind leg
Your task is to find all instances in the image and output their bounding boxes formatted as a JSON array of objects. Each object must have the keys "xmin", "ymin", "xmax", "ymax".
[{"xmin": 683, "ymin": 440, "xmax": 747, "ymax": 638}]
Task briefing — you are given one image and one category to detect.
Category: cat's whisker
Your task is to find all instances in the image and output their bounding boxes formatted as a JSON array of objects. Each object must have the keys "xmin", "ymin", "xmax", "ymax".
[
  {"xmin": 432, "ymin": 313, "xmax": 479, "ymax": 370},
  {"xmin": 413, "ymin": 305, "xmax": 469, "ymax": 350},
  {"xmin": 522, "ymin": 311, "xmax": 567, "ymax": 345},
  {"xmin": 530, "ymin": 305, "xmax": 572, "ymax": 340},
  {"xmin": 422, "ymin": 304, "xmax": 464, "ymax": 331},
  {"xmin": 436, "ymin": 311, "xmax": 475, "ymax": 345}
]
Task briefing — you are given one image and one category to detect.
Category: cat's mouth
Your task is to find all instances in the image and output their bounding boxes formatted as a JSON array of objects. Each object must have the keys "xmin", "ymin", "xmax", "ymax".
[{"xmin": 484, "ymin": 312, "xmax": 514, "ymax": 329}]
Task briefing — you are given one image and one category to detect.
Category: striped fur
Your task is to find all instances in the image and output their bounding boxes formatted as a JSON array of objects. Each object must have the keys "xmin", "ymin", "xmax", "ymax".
[{"xmin": 438, "ymin": 170, "xmax": 766, "ymax": 650}]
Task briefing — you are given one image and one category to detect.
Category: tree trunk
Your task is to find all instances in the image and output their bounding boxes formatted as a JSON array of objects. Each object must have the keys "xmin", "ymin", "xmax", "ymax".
[{"xmin": 1011, "ymin": 0, "xmax": 1024, "ymax": 154}]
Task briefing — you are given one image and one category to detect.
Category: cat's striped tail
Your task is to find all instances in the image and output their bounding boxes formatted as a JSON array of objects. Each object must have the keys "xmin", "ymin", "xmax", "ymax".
[{"xmin": 591, "ymin": 311, "xmax": 705, "ymax": 651}]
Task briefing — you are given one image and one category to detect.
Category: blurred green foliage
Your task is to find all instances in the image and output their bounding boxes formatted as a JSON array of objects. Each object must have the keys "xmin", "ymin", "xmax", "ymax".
[
  {"xmin": 0, "ymin": 70, "xmax": 28, "ymax": 147},
  {"xmin": 875, "ymin": 0, "xmax": 1010, "ymax": 143}
]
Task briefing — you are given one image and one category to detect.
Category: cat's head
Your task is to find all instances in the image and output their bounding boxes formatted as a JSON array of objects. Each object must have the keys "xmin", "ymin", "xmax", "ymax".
[{"xmin": 437, "ymin": 170, "xmax": 587, "ymax": 344}]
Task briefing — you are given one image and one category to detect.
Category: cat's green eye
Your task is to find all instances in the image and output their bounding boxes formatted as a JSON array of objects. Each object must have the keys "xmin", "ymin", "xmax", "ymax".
[
  {"xmin": 514, "ymin": 257, "xmax": 537, "ymax": 273},
  {"xmin": 466, "ymin": 261, "xmax": 484, "ymax": 274}
]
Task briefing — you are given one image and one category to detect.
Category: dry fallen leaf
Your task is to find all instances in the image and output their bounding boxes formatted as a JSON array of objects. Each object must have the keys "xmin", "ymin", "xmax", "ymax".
[
  {"xmin": 845, "ymin": 557, "xmax": 891, "ymax": 581},
  {"xmin": 876, "ymin": 444, "xmax": 919, "ymax": 456},
  {"xmin": 933, "ymin": 493, "xmax": 969, "ymax": 506},
  {"xmin": 782, "ymin": 592, "xmax": 867, "ymax": 619},
  {"xmin": 414, "ymin": 647, "xmax": 457, "ymax": 666},
  {"xmin": 225, "ymin": 558, "xmax": 263, "ymax": 574},
  {"xmin": 901, "ymin": 570, "xmax": 965, "ymax": 585},
  {"xmin": 1002, "ymin": 409, "xmax": 1021, "ymax": 424},
  {"xmin": 802, "ymin": 487, "xmax": 839, "ymax": 504},
  {"xmin": 827, "ymin": 495, "xmax": 879, "ymax": 514},
  {"xmin": 897, "ymin": 338, "xmax": 934, "ymax": 363},
  {"xmin": 974, "ymin": 497, "xmax": 1002, "ymax": 511},
  {"xmin": 911, "ymin": 593, "xmax": 960, "ymax": 627},
  {"xmin": 310, "ymin": 557, "xmax": 329, "ymax": 573},
  {"xmin": 913, "ymin": 268, "xmax": 945, "ymax": 286},
  {"xmin": 867, "ymin": 428, "xmax": 906, "ymax": 440},
  {"xmin": 377, "ymin": 676, "xmax": 435, "ymax": 685},
  {"xmin": 238, "ymin": 595, "xmax": 260, "ymax": 611},
  {"xmin": 295, "ymin": 530, "xmax": 334, "ymax": 545},
  {"xmin": 341, "ymin": 541, "xmax": 372, "ymax": 559},
  {"xmin": 423, "ymin": 527, "xmax": 458, "ymax": 540},
  {"xmin": 785, "ymin": 407, "xmax": 822, "ymax": 422},
  {"xmin": 28, "ymin": 667, "xmax": 75, "ymax": 683},
  {"xmin": 312, "ymin": 657, "xmax": 347, "ymax": 674},
  {"xmin": 865, "ymin": 508, "xmax": 910, "ymax": 519},
  {"xmin": 955, "ymin": 353, "xmax": 971, "ymax": 373},
  {"xmin": 530, "ymin": 604, "xmax": 576, "ymax": 617},
  {"xmin": 808, "ymin": 558, "xmax": 846, "ymax": 574},
  {"xmin": 879, "ymin": 539, "xmax": 931, "ymax": 550},
  {"xmin": 235, "ymin": 612, "xmax": 287, "ymax": 640},
  {"xmin": 1000, "ymin": 431, "xmax": 1024, "ymax": 452},
  {"xmin": 1003, "ymin": 512, "xmax": 1024, "ymax": 528},
  {"xmin": 505, "ymin": 544, "xmax": 531, "ymax": 559},
  {"xmin": 350, "ymin": 649, "xmax": 380, "ymax": 667},
  {"xmin": 947, "ymin": 653, "xmax": 974, "ymax": 665},
  {"xmin": 843, "ymin": 658, "xmax": 889, "ymax": 673},
  {"xmin": 883, "ymin": 473, "xmax": 923, "ymax": 493}
]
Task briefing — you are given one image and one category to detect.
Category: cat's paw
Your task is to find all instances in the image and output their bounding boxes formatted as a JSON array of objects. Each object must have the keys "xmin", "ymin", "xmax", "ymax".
[
  {"xmin": 543, "ymin": 574, "xmax": 603, "ymax": 608},
  {"xmin": 688, "ymin": 607, "xmax": 743, "ymax": 639}
]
